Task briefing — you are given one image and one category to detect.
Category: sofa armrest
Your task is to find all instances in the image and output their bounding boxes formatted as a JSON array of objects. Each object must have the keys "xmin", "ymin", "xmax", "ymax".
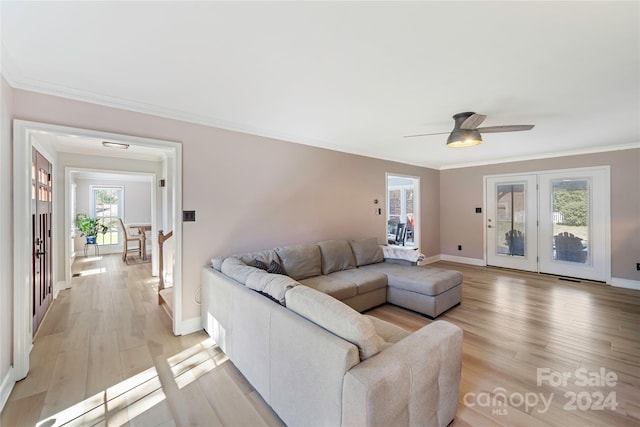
[{"xmin": 342, "ymin": 321, "xmax": 462, "ymax": 427}]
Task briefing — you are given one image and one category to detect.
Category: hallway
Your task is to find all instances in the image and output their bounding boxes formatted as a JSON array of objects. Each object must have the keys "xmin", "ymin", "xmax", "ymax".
[{"xmin": 1, "ymin": 255, "xmax": 283, "ymax": 426}]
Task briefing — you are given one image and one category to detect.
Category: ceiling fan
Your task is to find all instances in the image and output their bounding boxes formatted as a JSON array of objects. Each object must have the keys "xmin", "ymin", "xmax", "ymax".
[{"xmin": 404, "ymin": 112, "xmax": 535, "ymax": 147}]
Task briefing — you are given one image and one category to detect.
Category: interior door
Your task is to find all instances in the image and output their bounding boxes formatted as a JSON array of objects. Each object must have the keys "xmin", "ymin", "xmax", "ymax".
[
  {"xmin": 486, "ymin": 175, "xmax": 538, "ymax": 272},
  {"xmin": 538, "ymin": 168, "xmax": 608, "ymax": 281},
  {"xmin": 32, "ymin": 148, "xmax": 53, "ymax": 334}
]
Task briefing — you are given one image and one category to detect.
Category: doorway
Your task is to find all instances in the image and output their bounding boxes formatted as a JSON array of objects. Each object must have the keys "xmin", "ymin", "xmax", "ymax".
[
  {"xmin": 13, "ymin": 120, "xmax": 183, "ymax": 382},
  {"xmin": 386, "ymin": 174, "xmax": 420, "ymax": 248},
  {"xmin": 485, "ymin": 167, "xmax": 610, "ymax": 282}
]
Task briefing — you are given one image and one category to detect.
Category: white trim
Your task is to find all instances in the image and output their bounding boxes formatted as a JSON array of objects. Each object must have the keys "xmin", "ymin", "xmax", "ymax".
[
  {"xmin": 422, "ymin": 255, "xmax": 441, "ymax": 265},
  {"xmin": 53, "ymin": 281, "xmax": 68, "ymax": 299},
  {"xmin": 0, "ymin": 366, "xmax": 14, "ymax": 413},
  {"xmin": 13, "ymin": 120, "xmax": 184, "ymax": 382},
  {"xmin": 439, "ymin": 254, "xmax": 485, "ymax": 266},
  {"xmin": 610, "ymin": 278, "xmax": 640, "ymax": 291},
  {"xmin": 180, "ymin": 316, "xmax": 203, "ymax": 336}
]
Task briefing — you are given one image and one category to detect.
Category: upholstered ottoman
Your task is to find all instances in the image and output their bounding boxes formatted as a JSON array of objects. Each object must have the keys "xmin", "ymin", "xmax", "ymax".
[{"xmin": 360, "ymin": 263, "xmax": 462, "ymax": 318}]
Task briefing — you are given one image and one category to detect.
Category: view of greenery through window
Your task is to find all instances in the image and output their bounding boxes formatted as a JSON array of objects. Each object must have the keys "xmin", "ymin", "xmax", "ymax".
[
  {"xmin": 552, "ymin": 179, "xmax": 589, "ymax": 246},
  {"xmin": 93, "ymin": 187, "xmax": 121, "ymax": 245}
]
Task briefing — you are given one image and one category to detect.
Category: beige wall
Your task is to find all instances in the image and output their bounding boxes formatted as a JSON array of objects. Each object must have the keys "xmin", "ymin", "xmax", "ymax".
[
  {"xmin": 1, "ymin": 78, "xmax": 14, "ymax": 387},
  {"xmin": 11, "ymin": 88, "xmax": 440, "ymax": 322},
  {"xmin": 440, "ymin": 149, "xmax": 640, "ymax": 281}
]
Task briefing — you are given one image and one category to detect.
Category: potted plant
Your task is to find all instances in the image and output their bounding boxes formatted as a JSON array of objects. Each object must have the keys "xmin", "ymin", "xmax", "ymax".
[{"xmin": 75, "ymin": 213, "xmax": 109, "ymax": 244}]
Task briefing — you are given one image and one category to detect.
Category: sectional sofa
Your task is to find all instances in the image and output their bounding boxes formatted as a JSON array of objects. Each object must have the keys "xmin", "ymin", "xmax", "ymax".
[{"xmin": 201, "ymin": 237, "xmax": 463, "ymax": 426}]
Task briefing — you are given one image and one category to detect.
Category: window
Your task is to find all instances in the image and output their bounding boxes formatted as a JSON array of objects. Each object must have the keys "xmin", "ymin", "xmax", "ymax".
[
  {"xmin": 386, "ymin": 175, "xmax": 419, "ymax": 247},
  {"xmin": 91, "ymin": 186, "xmax": 123, "ymax": 245}
]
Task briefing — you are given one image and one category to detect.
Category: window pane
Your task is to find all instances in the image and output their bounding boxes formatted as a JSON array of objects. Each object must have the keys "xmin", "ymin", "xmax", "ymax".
[
  {"xmin": 496, "ymin": 183, "xmax": 526, "ymax": 257},
  {"xmin": 93, "ymin": 187, "xmax": 122, "ymax": 245},
  {"xmin": 552, "ymin": 179, "xmax": 589, "ymax": 264}
]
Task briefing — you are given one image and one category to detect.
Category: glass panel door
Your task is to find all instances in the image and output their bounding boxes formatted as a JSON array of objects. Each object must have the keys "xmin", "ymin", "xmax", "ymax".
[
  {"xmin": 486, "ymin": 175, "xmax": 538, "ymax": 272},
  {"xmin": 538, "ymin": 168, "xmax": 608, "ymax": 281},
  {"xmin": 551, "ymin": 179, "xmax": 590, "ymax": 264}
]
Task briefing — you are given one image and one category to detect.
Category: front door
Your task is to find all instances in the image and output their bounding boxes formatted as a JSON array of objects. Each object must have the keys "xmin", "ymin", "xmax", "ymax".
[{"xmin": 32, "ymin": 148, "xmax": 53, "ymax": 334}]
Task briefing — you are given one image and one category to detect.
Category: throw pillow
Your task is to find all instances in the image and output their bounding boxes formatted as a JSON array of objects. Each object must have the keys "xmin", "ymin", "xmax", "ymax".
[
  {"xmin": 349, "ymin": 238, "xmax": 384, "ymax": 266},
  {"xmin": 254, "ymin": 259, "xmax": 268, "ymax": 270},
  {"xmin": 267, "ymin": 260, "xmax": 287, "ymax": 275}
]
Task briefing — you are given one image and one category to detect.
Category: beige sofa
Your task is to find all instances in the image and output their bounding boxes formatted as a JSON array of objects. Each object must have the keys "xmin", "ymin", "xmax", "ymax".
[
  {"xmin": 212, "ymin": 238, "xmax": 462, "ymax": 318},
  {"xmin": 202, "ymin": 238, "xmax": 463, "ymax": 426}
]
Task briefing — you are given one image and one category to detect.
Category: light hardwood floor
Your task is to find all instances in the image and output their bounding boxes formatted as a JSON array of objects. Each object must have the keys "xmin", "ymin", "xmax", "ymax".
[{"xmin": 2, "ymin": 257, "xmax": 639, "ymax": 426}]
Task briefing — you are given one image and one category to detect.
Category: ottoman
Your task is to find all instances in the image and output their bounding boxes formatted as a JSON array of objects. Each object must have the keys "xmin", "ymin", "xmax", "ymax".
[{"xmin": 360, "ymin": 263, "xmax": 463, "ymax": 318}]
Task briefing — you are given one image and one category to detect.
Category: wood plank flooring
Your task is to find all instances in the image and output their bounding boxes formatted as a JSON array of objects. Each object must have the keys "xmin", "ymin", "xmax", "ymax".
[{"xmin": 2, "ymin": 257, "xmax": 639, "ymax": 426}]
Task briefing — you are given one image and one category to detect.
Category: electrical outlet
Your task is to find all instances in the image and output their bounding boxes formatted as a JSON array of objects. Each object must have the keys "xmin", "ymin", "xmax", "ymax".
[
  {"xmin": 458, "ymin": 245, "xmax": 462, "ymax": 251},
  {"xmin": 183, "ymin": 210, "xmax": 196, "ymax": 222}
]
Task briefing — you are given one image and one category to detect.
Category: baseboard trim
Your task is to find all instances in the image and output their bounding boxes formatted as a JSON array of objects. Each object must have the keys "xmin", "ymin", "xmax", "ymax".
[
  {"xmin": 422, "ymin": 255, "xmax": 441, "ymax": 265},
  {"xmin": 0, "ymin": 366, "xmax": 14, "ymax": 413},
  {"xmin": 439, "ymin": 254, "xmax": 485, "ymax": 266},
  {"xmin": 179, "ymin": 316, "xmax": 203, "ymax": 336},
  {"xmin": 610, "ymin": 277, "xmax": 640, "ymax": 291}
]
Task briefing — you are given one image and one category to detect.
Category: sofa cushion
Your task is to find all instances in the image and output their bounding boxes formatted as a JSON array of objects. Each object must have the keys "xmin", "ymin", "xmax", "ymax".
[
  {"xmin": 246, "ymin": 271, "xmax": 299, "ymax": 305},
  {"xmin": 299, "ymin": 276, "xmax": 357, "ymax": 300},
  {"xmin": 327, "ymin": 269, "xmax": 387, "ymax": 295},
  {"xmin": 276, "ymin": 244, "xmax": 322, "ymax": 280},
  {"xmin": 317, "ymin": 239, "xmax": 357, "ymax": 275},
  {"xmin": 361, "ymin": 263, "xmax": 462, "ymax": 296},
  {"xmin": 221, "ymin": 257, "xmax": 263, "ymax": 284},
  {"xmin": 285, "ymin": 286, "xmax": 382, "ymax": 360},
  {"xmin": 349, "ymin": 238, "xmax": 384, "ymax": 266}
]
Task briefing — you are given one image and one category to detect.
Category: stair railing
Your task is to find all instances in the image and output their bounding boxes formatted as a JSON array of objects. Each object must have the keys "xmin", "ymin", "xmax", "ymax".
[{"xmin": 158, "ymin": 229, "xmax": 173, "ymax": 305}]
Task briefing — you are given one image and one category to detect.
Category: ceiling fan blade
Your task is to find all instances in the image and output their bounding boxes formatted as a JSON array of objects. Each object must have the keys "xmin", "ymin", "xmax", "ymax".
[
  {"xmin": 478, "ymin": 124, "xmax": 535, "ymax": 133},
  {"xmin": 403, "ymin": 131, "xmax": 451, "ymax": 138},
  {"xmin": 460, "ymin": 114, "xmax": 487, "ymax": 130}
]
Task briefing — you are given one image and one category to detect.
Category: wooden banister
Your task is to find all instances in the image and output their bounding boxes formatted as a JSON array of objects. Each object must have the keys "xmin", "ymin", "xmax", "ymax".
[{"xmin": 158, "ymin": 230, "xmax": 173, "ymax": 305}]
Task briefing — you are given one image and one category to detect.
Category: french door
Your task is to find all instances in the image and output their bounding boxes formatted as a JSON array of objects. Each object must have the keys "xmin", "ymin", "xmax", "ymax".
[
  {"xmin": 485, "ymin": 167, "xmax": 609, "ymax": 282},
  {"xmin": 538, "ymin": 169, "xmax": 608, "ymax": 281},
  {"xmin": 486, "ymin": 175, "xmax": 538, "ymax": 272}
]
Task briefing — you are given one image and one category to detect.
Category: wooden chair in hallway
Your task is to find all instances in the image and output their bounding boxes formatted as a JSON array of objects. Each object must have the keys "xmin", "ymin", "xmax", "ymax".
[{"xmin": 119, "ymin": 218, "xmax": 142, "ymax": 262}]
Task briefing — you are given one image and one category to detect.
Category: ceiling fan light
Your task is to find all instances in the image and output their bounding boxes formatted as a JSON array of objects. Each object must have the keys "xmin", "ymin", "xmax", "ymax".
[{"xmin": 446, "ymin": 129, "xmax": 482, "ymax": 147}]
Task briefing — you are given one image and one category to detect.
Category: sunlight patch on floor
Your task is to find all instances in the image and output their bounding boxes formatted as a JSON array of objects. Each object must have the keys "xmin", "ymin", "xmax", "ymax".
[
  {"xmin": 34, "ymin": 338, "xmax": 224, "ymax": 426},
  {"xmin": 167, "ymin": 338, "xmax": 227, "ymax": 390},
  {"xmin": 36, "ymin": 366, "xmax": 163, "ymax": 426},
  {"xmin": 75, "ymin": 267, "xmax": 107, "ymax": 277}
]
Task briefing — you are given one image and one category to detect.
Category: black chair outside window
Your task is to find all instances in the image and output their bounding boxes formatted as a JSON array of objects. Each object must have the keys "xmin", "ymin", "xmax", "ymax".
[{"xmin": 388, "ymin": 222, "xmax": 407, "ymax": 246}]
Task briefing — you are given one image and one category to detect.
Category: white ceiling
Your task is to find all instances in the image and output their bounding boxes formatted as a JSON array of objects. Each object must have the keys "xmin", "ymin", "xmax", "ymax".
[{"xmin": 2, "ymin": 1, "xmax": 639, "ymax": 169}]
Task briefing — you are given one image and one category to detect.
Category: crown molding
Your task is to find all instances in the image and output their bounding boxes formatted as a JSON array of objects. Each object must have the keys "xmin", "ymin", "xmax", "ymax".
[{"xmin": 439, "ymin": 142, "xmax": 640, "ymax": 171}]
